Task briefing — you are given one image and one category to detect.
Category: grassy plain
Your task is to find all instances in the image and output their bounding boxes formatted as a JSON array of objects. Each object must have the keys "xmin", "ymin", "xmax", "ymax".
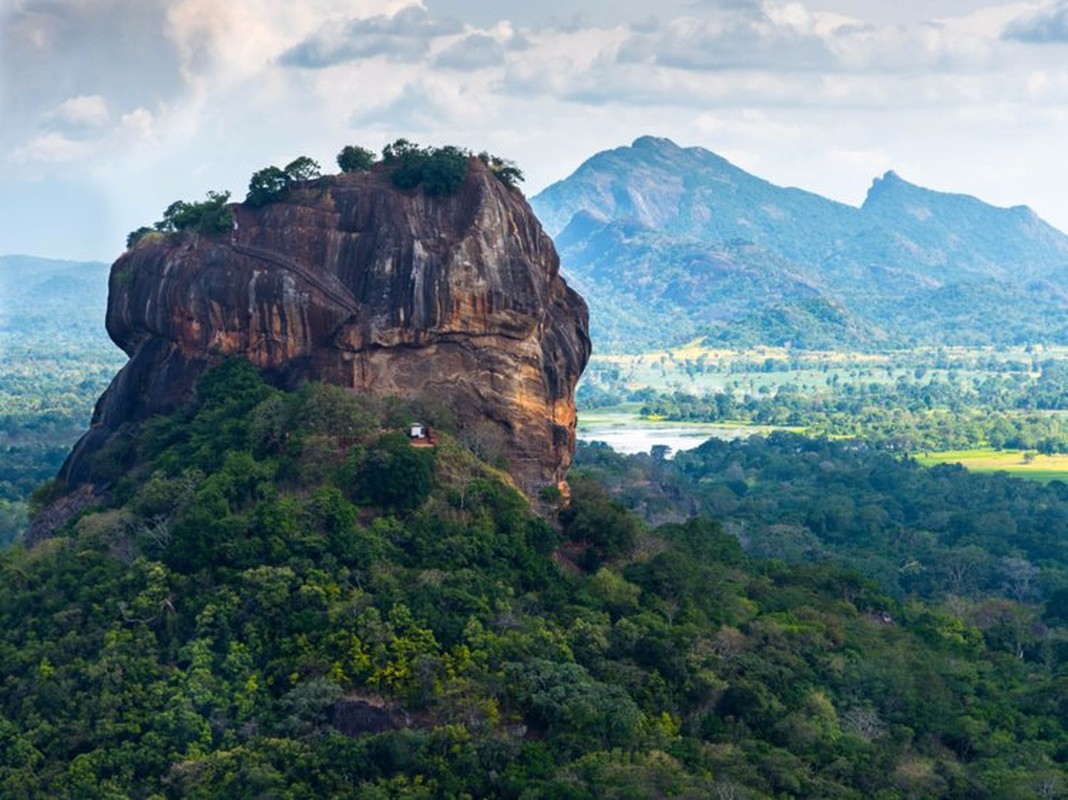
[{"xmin": 915, "ymin": 448, "xmax": 1068, "ymax": 482}]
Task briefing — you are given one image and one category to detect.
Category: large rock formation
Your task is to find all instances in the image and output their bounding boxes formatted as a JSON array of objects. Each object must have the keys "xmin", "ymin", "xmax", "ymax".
[{"xmin": 61, "ymin": 158, "xmax": 590, "ymax": 495}]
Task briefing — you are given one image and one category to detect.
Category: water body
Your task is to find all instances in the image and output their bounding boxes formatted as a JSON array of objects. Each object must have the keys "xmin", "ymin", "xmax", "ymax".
[{"xmin": 577, "ymin": 410, "xmax": 762, "ymax": 457}]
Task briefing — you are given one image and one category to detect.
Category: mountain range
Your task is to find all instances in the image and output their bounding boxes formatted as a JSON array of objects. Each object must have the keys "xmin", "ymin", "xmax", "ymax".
[{"xmin": 532, "ymin": 136, "xmax": 1068, "ymax": 351}]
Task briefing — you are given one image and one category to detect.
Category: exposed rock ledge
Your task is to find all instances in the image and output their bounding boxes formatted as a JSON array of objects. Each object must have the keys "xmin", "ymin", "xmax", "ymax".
[{"xmin": 60, "ymin": 158, "xmax": 590, "ymax": 497}]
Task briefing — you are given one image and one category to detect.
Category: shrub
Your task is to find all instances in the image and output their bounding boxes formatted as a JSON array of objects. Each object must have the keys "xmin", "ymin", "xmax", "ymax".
[
  {"xmin": 382, "ymin": 138, "xmax": 427, "ymax": 189},
  {"xmin": 421, "ymin": 145, "xmax": 469, "ymax": 196},
  {"xmin": 126, "ymin": 226, "xmax": 154, "ymax": 248},
  {"xmin": 159, "ymin": 190, "xmax": 233, "ymax": 234},
  {"xmin": 381, "ymin": 139, "xmax": 471, "ymax": 196},
  {"xmin": 478, "ymin": 151, "xmax": 525, "ymax": 190}
]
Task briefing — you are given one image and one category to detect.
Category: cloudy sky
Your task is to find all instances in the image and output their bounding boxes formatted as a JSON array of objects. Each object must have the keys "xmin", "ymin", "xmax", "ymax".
[{"xmin": 4, "ymin": 0, "xmax": 1068, "ymax": 261}]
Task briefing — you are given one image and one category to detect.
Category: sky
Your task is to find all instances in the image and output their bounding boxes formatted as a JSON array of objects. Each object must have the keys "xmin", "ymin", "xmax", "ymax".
[{"xmin": 4, "ymin": 0, "xmax": 1068, "ymax": 262}]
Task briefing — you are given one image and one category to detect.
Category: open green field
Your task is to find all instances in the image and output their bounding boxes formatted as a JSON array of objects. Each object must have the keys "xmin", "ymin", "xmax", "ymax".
[
  {"xmin": 915, "ymin": 448, "xmax": 1068, "ymax": 482},
  {"xmin": 580, "ymin": 343, "xmax": 1068, "ymax": 469}
]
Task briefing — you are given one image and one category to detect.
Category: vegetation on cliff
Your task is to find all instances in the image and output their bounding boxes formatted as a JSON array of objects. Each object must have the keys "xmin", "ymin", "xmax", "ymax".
[
  {"xmin": 128, "ymin": 140, "xmax": 526, "ymax": 245},
  {"xmin": 3, "ymin": 362, "xmax": 1066, "ymax": 798},
  {"xmin": 126, "ymin": 191, "xmax": 234, "ymax": 248}
]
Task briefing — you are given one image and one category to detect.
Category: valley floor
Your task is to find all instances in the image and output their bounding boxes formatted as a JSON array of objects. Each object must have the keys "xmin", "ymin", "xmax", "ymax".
[
  {"xmin": 915, "ymin": 448, "xmax": 1068, "ymax": 482},
  {"xmin": 579, "ymin": 343, "xmax": 1068, "ymax": 479}
]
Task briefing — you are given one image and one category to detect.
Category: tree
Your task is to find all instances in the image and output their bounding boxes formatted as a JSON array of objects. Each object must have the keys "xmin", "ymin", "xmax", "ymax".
[
  {"xmin": 284, "ymin": 156, "xmax": 321, "ymax": 182},
  {"xmin": 155, "ymin": 200, "xmax": 196, "ymax": 232},
  {"xmin": 380, "ymin": 139, "xmax": 471, "ymax": 195},
  {"xmin": 138, "ymin": 190, "xmax": 233, "ymax": 241},
  {"xmin": 505, "ymin": 659, "xmax": 644, "ymax": 754},
  {"xmin": 381, "ymin": 138, "xmax": 423, "ymax": 164},
  {"xmin": 194, "ymin": 190, "xmax": 233, "ymax": 234},
  {"xmin": 126, "ymin": 226, "xmax": 154, "ymax": 248},
  {"xmin": 420, "ymin": 145, "xmax": 469, "ymax": 196},
  {"xmin": 559, "ymin": 476, "xmax": 642, "ymax": 562},
  {"xmin": 246, "ymin": 166, "xmax": 291, "ymax": 207},
  {"xmin": 1043, "ymin": 586, "xmax": 1068, "ymax": 624},
  {"xmin": 337, "ymin": 145, "xmax": 377, "ymax": 173},
  {"xmin": 352, "ymin": 432, "xmax": 435, "ymax": 513},
  {"xmin": 382, "ymin": 139, "xmax": 428, "ymax": 190},
  {"xmin": 1002, "ymin": 557, "xmax": 1038, "ymax": 603}
]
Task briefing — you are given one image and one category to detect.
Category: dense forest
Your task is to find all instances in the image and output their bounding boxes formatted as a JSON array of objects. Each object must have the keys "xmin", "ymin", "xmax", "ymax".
[
  {"xmin": 0, "ymin": 256, "xmax": 126, "ymax": 544},
  {"xmin": 575, "ymin": 436, "xmax": 1068, "ymax": 604},
  {"xmin": 2, "ymin": 361, "xmax": 1066, "ymax": 798}
]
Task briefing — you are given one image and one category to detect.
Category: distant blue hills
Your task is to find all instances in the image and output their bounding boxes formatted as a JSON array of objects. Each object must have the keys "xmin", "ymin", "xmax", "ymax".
[
  {"xmin": 532, "ymin": 136, "xmax": 1068, "ymax": 351},
  {"xmin": 0, "ymin": 255, "xmax": 112, "ymax": 342}
]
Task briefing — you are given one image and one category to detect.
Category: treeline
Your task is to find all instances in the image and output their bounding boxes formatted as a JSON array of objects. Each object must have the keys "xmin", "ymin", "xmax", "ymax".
[
  {"xmin": 632, "ymin": 363, "xmax": 1068, "ymax": 453},
  {"xmin": 1, "ymin": 362, "xmax": 1066, "ymax": 797},
  {"xmin": 127, "ymin": 140, "xmax": 524, "ymax": 247},
  {"xmin": 575, "ymin": 433, "xmax": 1068, "ymax": 605}
]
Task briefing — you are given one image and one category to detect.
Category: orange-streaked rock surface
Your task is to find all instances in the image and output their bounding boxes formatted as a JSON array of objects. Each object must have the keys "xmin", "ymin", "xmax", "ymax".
[{"xmin": 62, "ymin": 159, "xmax": 590, "ymax": 494}]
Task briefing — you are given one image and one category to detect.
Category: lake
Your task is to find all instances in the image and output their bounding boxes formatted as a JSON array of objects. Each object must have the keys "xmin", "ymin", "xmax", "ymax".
[{"xmin": 576, "ymin": 406, "xmax": 767, "ymax": 457}]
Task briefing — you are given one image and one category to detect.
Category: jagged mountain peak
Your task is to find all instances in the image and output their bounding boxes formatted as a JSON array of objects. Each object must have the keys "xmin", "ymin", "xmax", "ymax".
[
  {"xmin": 630, "ymin": 134, "xmax": 682, "ymax": 152},
  {"xmin": 626, "ymin": 135, "xmax": 735, "ymax": 170},
  {"xmin": 862, "ymin": 169, "xmax": 1047, "ymax": 228},
  {"xmin": 865, "ymin": 169, "xmax": 907, "ymax": 195},
  {"xmin": 863, "ymin": 168, "xmax": 972, "ymax": 209}
]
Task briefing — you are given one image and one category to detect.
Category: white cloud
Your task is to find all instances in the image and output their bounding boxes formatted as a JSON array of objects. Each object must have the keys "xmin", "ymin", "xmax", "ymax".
[
  {"xmin": 118, "ymin": 107, "xmax": 156, "ymax": 140},
  {"xmin": 1, "ymin": 0, "xmax": 183, "ymax": 122},
  {"xmin": 13, "ymin": 132, "xmax": 92, "ymax": 164},
  {"xmin": 281, "ymin": 4, "xmax": 463, "ymax": 67},
  {"xmin": 828, "ymin": 145, "xmax": 893, "ymax": 173},
  {"xmin": 350, "ymin": 79, "xmax": 469, "ymax": 130},
  {"xmin": 12, "ymin": 103, "xmax": 156, "ymax": 167},
  {"xmin": 615, "ymin": 3, "xmax": 858, "ymax": 72},
  {"xmin": 49, "ymin": 95, "xmax": 110, "ymax": 127}
]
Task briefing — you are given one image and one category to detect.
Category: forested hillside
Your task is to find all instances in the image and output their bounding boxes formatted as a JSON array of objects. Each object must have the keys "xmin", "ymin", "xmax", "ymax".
[
  {"xmin": 2, "ymin": 362, "xmax": 1066, "ymax": 798},
  {"xmin": 532, "ymin": 137, "xmax": 1068, "ymax": 351}
]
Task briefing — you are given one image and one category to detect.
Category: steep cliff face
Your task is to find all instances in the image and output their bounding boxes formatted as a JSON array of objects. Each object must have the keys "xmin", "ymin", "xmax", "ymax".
[{"xmin": 62, "ymin": 159, "xmax": 590, "ymax": 495}]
